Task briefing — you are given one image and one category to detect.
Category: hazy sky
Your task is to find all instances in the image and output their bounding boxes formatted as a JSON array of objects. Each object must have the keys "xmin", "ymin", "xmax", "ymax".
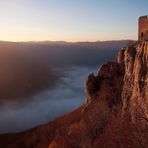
[{"xmin": 0, "ymin": 0, "xmax": 147, "ymax": 41}]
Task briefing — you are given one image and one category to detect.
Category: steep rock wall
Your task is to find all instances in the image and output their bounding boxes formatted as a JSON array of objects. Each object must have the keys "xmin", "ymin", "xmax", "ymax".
[{"xmin": 116, "ymin": 41, "xmax": 148, "ymax": 126}]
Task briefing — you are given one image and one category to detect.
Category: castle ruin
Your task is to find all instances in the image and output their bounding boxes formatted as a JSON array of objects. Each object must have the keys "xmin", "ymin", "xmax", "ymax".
[{"xmin": 138, "ymin": 15, "xmax": 148, "ymax": 41}]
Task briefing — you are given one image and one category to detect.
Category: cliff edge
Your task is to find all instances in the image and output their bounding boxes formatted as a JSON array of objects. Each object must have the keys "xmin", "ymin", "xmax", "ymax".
[{"xmin": 0, "ymin": 41, "xmax": 148, "ymax": 148}]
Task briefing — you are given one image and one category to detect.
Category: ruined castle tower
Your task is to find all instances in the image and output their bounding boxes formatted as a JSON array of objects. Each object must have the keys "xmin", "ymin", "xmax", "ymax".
[{"xmin": 138, "ymin": 15, "xmax": 148, "ymax": 41}]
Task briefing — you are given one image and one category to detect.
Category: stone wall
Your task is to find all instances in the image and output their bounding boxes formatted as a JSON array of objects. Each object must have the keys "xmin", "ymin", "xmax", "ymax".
[{"xmin": 138, "ymin": 16, "xmax": 148, "ymax": 41}]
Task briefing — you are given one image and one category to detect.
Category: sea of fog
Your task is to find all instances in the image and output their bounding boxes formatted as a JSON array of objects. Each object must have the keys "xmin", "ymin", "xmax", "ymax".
[
  {"xmin": 0, "ymin": 66, "xmax": 97, "ymax": 133},
  {"xmin": 0, "ymin": 41, "xmax": 128, "ymax": 133}
]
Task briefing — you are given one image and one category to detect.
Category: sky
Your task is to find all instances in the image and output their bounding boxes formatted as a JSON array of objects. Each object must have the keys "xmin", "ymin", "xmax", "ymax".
[{"xmin": 0, "ymin": 0, "xmax": 147, "ymax": 42}]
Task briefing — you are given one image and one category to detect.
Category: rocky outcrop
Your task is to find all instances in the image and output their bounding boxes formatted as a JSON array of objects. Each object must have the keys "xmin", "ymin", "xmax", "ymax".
[
  {"xmin": 120, "ymin": 42, "xmax": 148, "ymax": 125},
  {"xmin": 84, "ymin": 41, "xmax": 148, "ymax": 147},
  {"xmin": 85, "ymin": 41, "xmax": 148, "ymax": 126},
  {"xmin": 85, "ymin": 61, "xmax": 123, "ymax": 106},
  {"xmin": 0, "ymin": 41, "xmax": 148, "ymax": 148}
]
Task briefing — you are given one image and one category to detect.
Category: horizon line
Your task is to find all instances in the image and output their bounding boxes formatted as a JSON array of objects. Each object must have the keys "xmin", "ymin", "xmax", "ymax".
[{"xmin": 0, "ymin": 39, "xmax": 137, "ymax": 43}]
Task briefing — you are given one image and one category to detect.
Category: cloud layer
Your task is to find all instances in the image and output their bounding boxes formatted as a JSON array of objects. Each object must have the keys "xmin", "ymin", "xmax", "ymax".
[
  {"xmin": 0, "ymin": 66, "xmax": 97, "ymax": 133},
  {"xmin": 0, "ymin": 41, "xmax": 129, "ymax": 133}
]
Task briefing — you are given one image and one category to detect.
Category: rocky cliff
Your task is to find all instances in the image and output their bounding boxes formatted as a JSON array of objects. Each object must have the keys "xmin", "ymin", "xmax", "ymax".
[
  {"xmin": 120, "ymin": 42, "xmax": 148, "ymax": 124},
  {"xmin": 0, "ymin": 41, "xmax": 147, "ymax": 148}
]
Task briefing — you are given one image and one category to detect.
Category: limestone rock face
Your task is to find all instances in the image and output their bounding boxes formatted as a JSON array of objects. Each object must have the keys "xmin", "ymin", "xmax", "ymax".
[
  {"xmin": 85, "ymin": 61, "xmax": 123, "ymax": 106},
  {"xmin": 84, "ymin": 41, "xmax": 148, "ymax": 126},
  {"xmin": 119, "ymin": 41, "xmax": 148, "ymax": 125}
]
